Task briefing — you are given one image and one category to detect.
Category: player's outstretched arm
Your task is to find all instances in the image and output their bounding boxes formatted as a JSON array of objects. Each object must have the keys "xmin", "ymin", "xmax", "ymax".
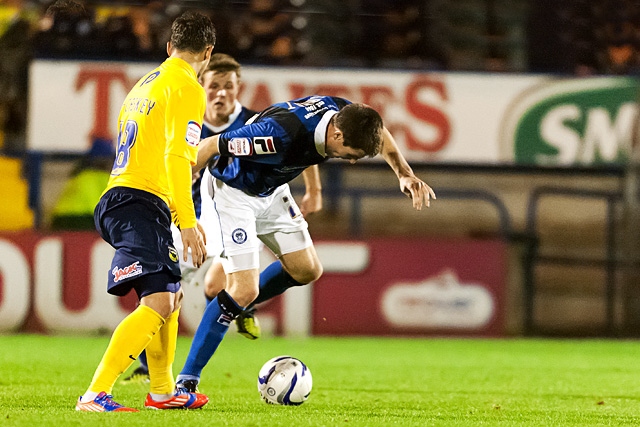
[
  {"xmin": 194, "ymin": 134, "xmax": 221, "ymax": 172},
  {"xmin": 380, "ymin": 127, "xmax": 436, "ymax": 210},
  {"xmin": 300, "ymin": 165, "xmax": 322, "ymax": 216}
]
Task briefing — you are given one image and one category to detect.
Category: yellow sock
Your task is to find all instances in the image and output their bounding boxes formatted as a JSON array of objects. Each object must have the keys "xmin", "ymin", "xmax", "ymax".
[
  {"xmin": 87, "ymin": 305, "xmax": 165, "ymax": 394},
  {"xmin": 147, "ymin": 307, "xmax": 180, "ymax": 396}
]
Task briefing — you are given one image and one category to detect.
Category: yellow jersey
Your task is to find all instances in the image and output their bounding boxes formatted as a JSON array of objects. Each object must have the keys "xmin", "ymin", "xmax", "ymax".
[{"xmin": 105, "ymin": 57, "xmax": 205, "ymax": 229}]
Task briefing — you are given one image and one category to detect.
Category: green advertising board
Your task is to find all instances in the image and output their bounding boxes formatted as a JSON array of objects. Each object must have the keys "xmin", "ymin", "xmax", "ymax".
[{"xmin": 502, "ymin": 77, "xmax": 640, "ymax": 166}]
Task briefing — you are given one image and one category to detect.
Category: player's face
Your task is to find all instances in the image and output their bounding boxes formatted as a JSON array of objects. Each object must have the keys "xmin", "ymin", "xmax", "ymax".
[
  {"xmin": 325, "ymin": 126, "xmax": 367, "ymax": 163},
  {"xmin": 201, "ymin": 70, "xmax": 240, "ymax": 122},
  {"xmin": 326, "ymin": 141, "xmax": 366, "ymax": 164}
]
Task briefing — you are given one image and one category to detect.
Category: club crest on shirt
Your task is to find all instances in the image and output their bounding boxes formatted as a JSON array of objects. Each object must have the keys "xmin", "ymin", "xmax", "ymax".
[
  {"xmin": 231, "ymin": 228, "xmax": 248, "ymax": 244},
  {"xmin": 168, "ymin": 246, "xmax": 178, "ymax": 262},
  {"xmin": 253, "ymin": 136, "xmax": 276, "ymax": 154},
  {"xmin": 186, "ymin": 121, "xmax": 201, "ymax": 147},
  {"xmin": 229, "ymin": 138, "xmax": 252, "ymax": 156}
]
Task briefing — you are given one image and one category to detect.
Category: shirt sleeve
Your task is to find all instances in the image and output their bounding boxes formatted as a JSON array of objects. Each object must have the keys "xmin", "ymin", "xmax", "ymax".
[
  {"xmin": 217, "ymin": 119, "xmax": 288, "ymax": 164},
  {"xmin": 165, "ymin": 83, "xmax": 206, "ymax": 229}
]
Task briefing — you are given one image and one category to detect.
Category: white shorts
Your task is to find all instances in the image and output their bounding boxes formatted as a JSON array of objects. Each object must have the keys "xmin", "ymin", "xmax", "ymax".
[
  {"xmin": 201, "ymin": 169, "xmax": 313, "ymax": 273},
  {"xmin": 171, "ymin": 169, "xmax": 224, "ymax": 271}
]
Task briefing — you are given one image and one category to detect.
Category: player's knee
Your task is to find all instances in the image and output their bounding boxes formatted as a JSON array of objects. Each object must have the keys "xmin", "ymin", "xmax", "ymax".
[
  {"xmin": 228, "ymin": 286, "xmax": 259, "ymax": 307},
  {"xmin": 204, "ymin": 278, "xmax": 224, "ymax": 299},
  {"xmin": 142, "ymin": 297, "xmax": 173, "ymax": 319},
  {"xmin": 226, "ymin": 274, "xmax": 260, "ymax": 307},
  {"xmin": 204, "ymin": 260, "xmax": 226, "ymax": 299},
  {"xmin": 140, "ymin": 287, "xmax": 183, "ymax": 319},
  {"xmin": 290, "ymin": 263, "xmax": 323, "ymax": 285}
]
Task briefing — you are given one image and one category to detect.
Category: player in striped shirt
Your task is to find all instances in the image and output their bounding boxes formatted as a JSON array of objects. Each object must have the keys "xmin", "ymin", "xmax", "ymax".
[{"xmin": 175, "ymin": 95, "xmax": 435, "ymax": 392}]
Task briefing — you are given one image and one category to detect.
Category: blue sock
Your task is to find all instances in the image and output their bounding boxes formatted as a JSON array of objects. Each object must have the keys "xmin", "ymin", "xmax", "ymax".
[
  {"xmin": 178, "ymin": 290, "xmax": 243, "ymax": 380},
  {"xmin": 139, "ymin": 349, "xmax": 148, "ymax": 370},
  {"xmin": 250, "ymin": 261, "xmax": 305, "ymax": 307}
]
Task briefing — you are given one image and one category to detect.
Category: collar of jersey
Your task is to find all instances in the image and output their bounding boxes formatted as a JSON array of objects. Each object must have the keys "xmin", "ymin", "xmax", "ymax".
[
  {"xmin": 204, "ymin": 100, "xmax": 243, "ymax": 134},
  {"xmin": 163, "ymin": 57, "xmax": 198, "ymax": 80},
  {"xmin": 314, "ymin": 110, "xmax": 337, "ymax": 157}
]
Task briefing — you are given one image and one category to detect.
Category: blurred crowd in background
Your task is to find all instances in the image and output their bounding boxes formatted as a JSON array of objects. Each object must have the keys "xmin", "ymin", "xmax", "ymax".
[{"xmin": 0, "ymin": 0, "xmax": 639, "ymax": 152}]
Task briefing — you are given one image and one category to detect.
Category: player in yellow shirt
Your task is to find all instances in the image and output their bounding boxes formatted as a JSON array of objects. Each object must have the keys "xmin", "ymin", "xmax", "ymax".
[{"xmin": 76, "ymin": 11, "xmax": 214, "ymax": 412}]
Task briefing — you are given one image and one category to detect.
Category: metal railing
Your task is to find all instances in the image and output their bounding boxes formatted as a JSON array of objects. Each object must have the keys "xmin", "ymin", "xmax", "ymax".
[{"xmin": 522, "ymin": 186, "xmax": 624, "ymax": 336}]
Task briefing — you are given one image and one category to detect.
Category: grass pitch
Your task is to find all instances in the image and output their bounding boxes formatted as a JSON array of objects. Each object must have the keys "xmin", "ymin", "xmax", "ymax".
[{"xmin": 1, "ymin": 334, "xmax": 640, "ymax": 426}]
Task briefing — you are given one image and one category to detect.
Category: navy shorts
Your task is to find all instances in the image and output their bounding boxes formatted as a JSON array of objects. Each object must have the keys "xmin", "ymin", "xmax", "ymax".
[{"xmin": 94, "ymin": 187, "xmax": 182, "ymax": 298}]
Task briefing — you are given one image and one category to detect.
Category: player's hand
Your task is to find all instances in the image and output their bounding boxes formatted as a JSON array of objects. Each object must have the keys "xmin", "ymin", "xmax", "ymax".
[
  {"xmin": 196, "ymin": 220, "xmax": 207, "ymax": 245},
  {"xmin": 181, "ymin": 226, "xmax": 207, "ymax": 268},
  {"xmin": 300, "ymin": 189, "xmax": 322, "ymax": 216},
  {"xmin": 399, "ymin": 176, "xmax": 436, "ymax": 210}
]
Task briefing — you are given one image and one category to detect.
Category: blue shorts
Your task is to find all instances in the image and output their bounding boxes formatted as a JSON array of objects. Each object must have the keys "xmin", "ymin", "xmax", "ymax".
[{"xmin": 94, "ymin": 187, "xmax": 182, "ymax": 297}]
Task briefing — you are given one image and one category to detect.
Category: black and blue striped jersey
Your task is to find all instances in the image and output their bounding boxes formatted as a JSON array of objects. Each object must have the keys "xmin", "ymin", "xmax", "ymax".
[{"xmin": 210, "ymin": 95, "xmax": 351, "ymax": 197}]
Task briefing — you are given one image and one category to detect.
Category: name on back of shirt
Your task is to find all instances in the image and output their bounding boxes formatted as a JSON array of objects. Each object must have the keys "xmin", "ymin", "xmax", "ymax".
[{"xmin": 123, "ymin": 97, "xmax": 156, "ymax": 115}]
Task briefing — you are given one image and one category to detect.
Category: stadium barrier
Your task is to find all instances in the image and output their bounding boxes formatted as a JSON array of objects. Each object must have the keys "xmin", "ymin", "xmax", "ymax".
[{"xmin": 0, "ymin": 231, "xmax": 507, "ymax": 337}]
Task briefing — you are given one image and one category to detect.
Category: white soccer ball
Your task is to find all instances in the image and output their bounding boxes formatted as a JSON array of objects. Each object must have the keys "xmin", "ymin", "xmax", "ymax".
[{"xmin": 257, "ymin": 355, "xmax": 312, "ymax": 405}]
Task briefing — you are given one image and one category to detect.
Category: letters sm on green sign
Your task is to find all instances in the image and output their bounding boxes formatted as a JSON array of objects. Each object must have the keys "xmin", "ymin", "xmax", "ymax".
[{"xmin": 501, "ymin": 77, "xmax": 640, "ymax": 167}]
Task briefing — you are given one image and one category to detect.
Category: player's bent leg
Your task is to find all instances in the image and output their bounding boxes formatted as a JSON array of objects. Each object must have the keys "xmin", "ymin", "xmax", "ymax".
[
  {"xmin": 204, "ymin": 256, "xmax": 261, "ymax": 338},
  {"xmin": 248, "ymin": 245, "xmax": 322, "ymax": 309},
  {"xmin": 146, "ymin": 308, "xmax": 180, "ymax": 398},
  {"xmin": 80, "ymin": 304, "xmax": 165, "ymax": 403},
  {"xmin": 176, "ymin": 285, "xmax": 249, "ymax": 391},
  {"xmin": 279, "ymin": 245, "xmax": 323, "ymax": 285}
]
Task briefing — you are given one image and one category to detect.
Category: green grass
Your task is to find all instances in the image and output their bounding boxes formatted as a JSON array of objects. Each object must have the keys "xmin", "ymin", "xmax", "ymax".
[{"xmin": 1, "ymin": 335, "xmax": 640, "ymax": 426}]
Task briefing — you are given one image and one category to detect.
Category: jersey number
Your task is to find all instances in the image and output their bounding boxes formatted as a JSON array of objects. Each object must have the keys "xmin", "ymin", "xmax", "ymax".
[{"xmin": 112, "ymin": 120, "xmax": 138, "ymax": 175}]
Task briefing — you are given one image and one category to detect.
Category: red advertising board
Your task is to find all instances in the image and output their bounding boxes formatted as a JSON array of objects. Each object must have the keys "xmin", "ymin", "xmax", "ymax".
[
  {"xmin": 0, "ymin": 233, "xmax": 506, "ymax": 336},
  {"xmin": 312, "ymin": 239, "xmax": 506, "ymax": 337}
]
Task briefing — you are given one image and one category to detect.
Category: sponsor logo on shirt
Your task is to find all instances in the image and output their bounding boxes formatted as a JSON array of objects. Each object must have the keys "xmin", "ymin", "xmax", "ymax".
[
  {"xmin": 253, "ymin": 136, "xmax": 276, "ymax": 154},
  {"xmin": 229, "ymin": 138, "xmax": 252, "ymax": 156},
  {"xmin": 186, "ymin": 121, "xmax": 201, "ymax": 147},
  {"xmin": 112, "ymin": 261, "xmax": 142, "ymax": 283}
]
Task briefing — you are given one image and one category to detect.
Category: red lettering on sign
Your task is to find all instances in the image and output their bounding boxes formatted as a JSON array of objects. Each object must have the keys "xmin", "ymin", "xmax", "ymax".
[
  {"xmin": 76, "ymin": 67, "xmax": 129, "ymax": 145},
  {"xmin": 360, "ymin": 86, "xmax": 395, "ymax": 117},
  {"xmin": 288, "ymin": 83, "xmax": 306, "ymax": 100},
  {"xmin": 405, "ymin": 76, "xmax": 451, "ymax": 152}
]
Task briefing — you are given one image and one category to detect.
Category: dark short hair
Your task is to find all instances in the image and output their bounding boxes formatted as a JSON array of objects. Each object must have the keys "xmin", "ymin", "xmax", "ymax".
[
  {"xmin": 333, "ymin": 103, "xmax": 383, "ymax": 157},
  {"xmin": 206, "ymin": 53, "xmax": 242, "ymax": 77},
  {"xmin": 46, "ymin": 0, "xmax": 88, "ymax": 19},
  {"xmin": 170, "ymin": 11, "xmax": 216, "ymax": 53}
]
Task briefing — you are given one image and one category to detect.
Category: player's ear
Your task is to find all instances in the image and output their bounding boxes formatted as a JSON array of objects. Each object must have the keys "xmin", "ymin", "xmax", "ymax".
[
  {"xmin": 166, "ymin": 41, "xmax": 172, "ymax": 57},
  {"xmin": 334, "ymin": 128, "xmax": 344, "ymax": 145},
  {"xmin": 204, "ymin": 45, "xmax": 214, "ymax": 61}
]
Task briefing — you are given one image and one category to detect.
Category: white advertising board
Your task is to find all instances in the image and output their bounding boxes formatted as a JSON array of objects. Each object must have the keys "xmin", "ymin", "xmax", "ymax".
[{"xmin": 28, "ymin": 60, "xmax": 640, "ymax": 166}]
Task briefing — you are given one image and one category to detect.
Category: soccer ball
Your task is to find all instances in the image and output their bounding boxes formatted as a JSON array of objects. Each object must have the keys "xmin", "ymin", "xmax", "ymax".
[{"xmin": 257, "ymin": 355, "xmax": 312, "ymax": 405}]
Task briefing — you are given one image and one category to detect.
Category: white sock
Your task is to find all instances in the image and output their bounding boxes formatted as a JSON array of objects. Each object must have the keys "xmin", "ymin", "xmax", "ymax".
[
  {"xmin": 80, "ymin": 391, "xmax": 100, "ymax": 402},
  {"xmin": 150, "ymin": 393, "xmax": 173, "ymax": 402}
]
